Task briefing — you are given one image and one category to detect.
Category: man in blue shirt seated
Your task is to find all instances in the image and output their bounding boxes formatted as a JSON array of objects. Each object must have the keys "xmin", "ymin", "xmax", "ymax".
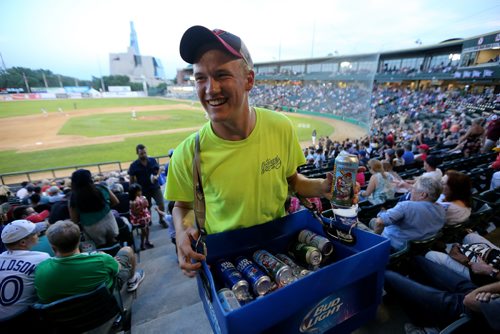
[
  {"xmin": 370, "ymin": 176, "xmax": 445, "ymax": 250},
  {"xmin": 402, "ymin": 142, "xmax": 415, "ymax": 165}
]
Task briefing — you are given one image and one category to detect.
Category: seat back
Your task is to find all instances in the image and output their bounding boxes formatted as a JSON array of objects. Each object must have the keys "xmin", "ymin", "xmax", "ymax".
[
  {"xmin": 409, "ymin": 233, "xmax": 441, "ymax": 255},
  {"xmin": 32, "ymin": 283, "xmax": 120, "ymax": 333},
  {"xmin": 0, "ymin": 308, "xmax": 43, "ymax": 332},
  {"xmin": 96, "ymin": 243, "xmax": 122, "ymax": 257}
]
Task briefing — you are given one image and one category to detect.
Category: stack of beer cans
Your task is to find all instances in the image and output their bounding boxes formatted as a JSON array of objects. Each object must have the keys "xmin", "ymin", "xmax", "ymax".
[{"xmin": 215, "ymin": 229, "xmax": 334, "ymax": 312}]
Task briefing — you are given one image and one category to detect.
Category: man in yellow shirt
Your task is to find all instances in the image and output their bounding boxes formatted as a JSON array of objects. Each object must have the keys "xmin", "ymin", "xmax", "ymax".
[{"xmin": 166, "ymin": 26, "xmax": 332, "ymax": 277}]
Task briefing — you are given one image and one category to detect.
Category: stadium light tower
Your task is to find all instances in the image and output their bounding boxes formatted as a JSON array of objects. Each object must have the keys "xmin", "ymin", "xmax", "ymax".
[
  {"xmin": 0, "ymin": 52, "xmax": 6, "ymax": 71},
  {"xmin": 141, "ymin": 74, "xmax": 148, "ymax": 95}
]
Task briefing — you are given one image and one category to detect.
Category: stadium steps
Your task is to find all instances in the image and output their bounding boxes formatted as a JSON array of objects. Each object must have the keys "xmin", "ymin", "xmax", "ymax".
[{"xmin": 130, "ymin": 211, "xmax": 212, "ymax": 333}]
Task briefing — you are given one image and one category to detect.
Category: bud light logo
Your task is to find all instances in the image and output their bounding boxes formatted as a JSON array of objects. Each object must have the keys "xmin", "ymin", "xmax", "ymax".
[
  {"xmin": 299, "ymin": 295, "xmax": 343, "ymax": 333},
  {"xmin": 203, "ymin": 285, "xmax": 222, "ymax": 334}
]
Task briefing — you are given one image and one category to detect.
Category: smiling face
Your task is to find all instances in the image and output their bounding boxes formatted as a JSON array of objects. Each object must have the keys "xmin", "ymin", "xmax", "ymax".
[{"xmin": 193, "ymin": 49, "xmax": 254, "ymax": 125}]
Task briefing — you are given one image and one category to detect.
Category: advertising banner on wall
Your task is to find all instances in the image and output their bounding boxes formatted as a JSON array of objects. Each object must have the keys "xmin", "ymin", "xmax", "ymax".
[{"xmin": 108, "ymin": 86, "xmax": 132, "ymax": 92}]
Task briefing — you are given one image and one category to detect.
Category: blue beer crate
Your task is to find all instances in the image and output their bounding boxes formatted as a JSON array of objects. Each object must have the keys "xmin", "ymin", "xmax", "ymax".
[{"xmin": 196, "ymin": 209, "xmax": 391, "ymax": 334}]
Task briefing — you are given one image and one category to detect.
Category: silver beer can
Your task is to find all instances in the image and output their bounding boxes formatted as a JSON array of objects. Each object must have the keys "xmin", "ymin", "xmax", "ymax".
[
  {"xmin": 253, "ymin": 250, "xmax": 294, "ymax": 287},
  {"xmin": 275, "ymin": 253, "xmax": 311, "ymax": 278},
  {"xmin": 289, "ymin": 242, "xmax": 322, "ymax": 267},
  {"xmin": 218, "ymin": 288, "xmax": 241, "ymax": 312},
  {"xmin": 298, "ymin": 229, "xmax": 334, "ymax": 257}
]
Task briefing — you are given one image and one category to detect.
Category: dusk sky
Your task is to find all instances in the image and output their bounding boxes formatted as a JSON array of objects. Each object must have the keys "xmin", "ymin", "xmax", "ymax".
[{"xmin": 0, "ymin": 0, "xmax": 499, "ymax": 81}]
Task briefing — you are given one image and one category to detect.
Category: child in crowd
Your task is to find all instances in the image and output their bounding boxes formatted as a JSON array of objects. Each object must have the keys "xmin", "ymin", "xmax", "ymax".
[{"xmin": 129, "ymin": 183, "xmax": 153, "ymax": 250}]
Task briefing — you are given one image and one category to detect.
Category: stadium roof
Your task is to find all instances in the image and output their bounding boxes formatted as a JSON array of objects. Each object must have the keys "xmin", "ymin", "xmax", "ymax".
[{"xmin": 255, "ymin": 29, "xmax": 500, "ymax": 67}]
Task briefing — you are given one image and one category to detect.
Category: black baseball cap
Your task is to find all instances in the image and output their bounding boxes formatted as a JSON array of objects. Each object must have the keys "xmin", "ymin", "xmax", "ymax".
[{"xmin": 179, "ymin": 25, "xmax": 253, "ymax": 68}]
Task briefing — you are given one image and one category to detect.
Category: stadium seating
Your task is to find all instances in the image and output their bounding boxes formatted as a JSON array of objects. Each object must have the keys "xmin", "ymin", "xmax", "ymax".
[{"xmin": 32, "ymin": 281, "xmax": 131, "ymax": 334}]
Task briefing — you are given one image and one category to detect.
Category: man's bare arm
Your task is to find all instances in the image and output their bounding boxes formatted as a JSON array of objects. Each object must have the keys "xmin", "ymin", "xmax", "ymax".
[{"xmin": 173, "ymin": 201, "xmax": 206, "ymax": 277}]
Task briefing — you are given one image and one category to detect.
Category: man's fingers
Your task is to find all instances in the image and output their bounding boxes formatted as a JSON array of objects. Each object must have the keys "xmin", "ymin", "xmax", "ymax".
[{"xmin": 179, "ymin": 256, "xmax": 203, "ymax": 277}]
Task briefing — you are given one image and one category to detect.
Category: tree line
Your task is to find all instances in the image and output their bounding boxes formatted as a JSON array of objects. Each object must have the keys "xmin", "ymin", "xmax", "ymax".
[{"xmin": 0, "ymin": 67, "xmax": 156, "ymax": 92}]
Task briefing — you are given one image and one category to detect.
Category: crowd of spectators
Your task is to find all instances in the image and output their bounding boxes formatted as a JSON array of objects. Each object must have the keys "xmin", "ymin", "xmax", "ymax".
[
  {"xmin": 280, "ymin": 85, "xmax": 499, "ymax": 333},
  {"xmin": 0, "ymin": 164, "xmax": 177, "ymax": 328},
  {"xmin": 250, "ymin": 82, "xmax": 372, "ymax": 122}
]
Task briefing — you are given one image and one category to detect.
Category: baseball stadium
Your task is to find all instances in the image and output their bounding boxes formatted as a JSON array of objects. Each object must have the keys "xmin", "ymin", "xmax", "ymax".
[{"xmin": 1, "ymin": 17, "xmax": 500, "ymax": 334}]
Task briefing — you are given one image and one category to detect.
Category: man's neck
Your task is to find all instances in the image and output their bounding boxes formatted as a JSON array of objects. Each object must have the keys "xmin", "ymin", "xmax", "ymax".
[
  {"xmin": 211, "ymin": 106, "xmax": 256, "ymax": 141},
  {"xmin": 56, "ymin": 249, "xmax": 80, "ymax": 258},
  {"xmin": 6, "ymin": 246, "xmax": 29, "ymax": 252}
]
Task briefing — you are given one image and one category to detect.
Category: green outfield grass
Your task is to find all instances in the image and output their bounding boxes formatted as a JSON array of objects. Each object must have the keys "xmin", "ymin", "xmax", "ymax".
[
  {"xmin": 0, "ymin": 99, "xmax": 334, "ymax": 174},
  {"xmin": 0, "ymin": 97, "xmax": 179, "ymax": 118},
  {"xmin": 59, "ymin": 109, "xmax": 208, "ymax": 137},
  {"xmin": 288, "ymin": 116, "xmax": 332, "ymax": 142},
  {"xmin": 0, "ymin": 131, "xmax": 195, "ymax": 174}
]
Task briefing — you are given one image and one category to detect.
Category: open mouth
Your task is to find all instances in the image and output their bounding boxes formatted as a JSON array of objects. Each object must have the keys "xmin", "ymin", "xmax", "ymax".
[{"xmin": 207, "ymin": 98, "xmax": 227, "ymax": 107}]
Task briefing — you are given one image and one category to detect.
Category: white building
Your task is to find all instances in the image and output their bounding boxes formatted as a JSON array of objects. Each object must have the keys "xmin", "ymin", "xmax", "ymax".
[{"xmin": 109, "ymin": 21, "xmax": 165, "ymax": 87}]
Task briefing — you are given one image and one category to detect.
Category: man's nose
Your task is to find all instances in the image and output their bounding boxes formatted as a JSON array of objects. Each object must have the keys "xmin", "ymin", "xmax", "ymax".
[{"xmin": 206, "ymin": 77, "xmax": 221, "ymax": 94}]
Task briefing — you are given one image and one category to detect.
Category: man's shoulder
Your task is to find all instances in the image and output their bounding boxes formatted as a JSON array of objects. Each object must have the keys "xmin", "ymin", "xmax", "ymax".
[
  {"xmin": 128, "ymin": 159, "xmax": 141, "ymax": 170},
  {"xmin": 255, "ymin": 107, "xmax": 295, "ymax": 134},
  {"xmin": 174, "ymin": 131, "xmax": 199, "ymax": 154},
  {"xmin": 256, "ymin": 107, "xmax": 290, "ymax": 122},
  {"xmin": 148, "ymin": 157, "xmax": 158, "ymax": 165},
  {"xmin": 1, "ymin": 250, "xmax": 50, "ymax": 261}
]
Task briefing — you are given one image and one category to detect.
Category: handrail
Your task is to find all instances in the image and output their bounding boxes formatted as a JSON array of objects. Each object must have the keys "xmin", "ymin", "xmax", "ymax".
[{"xmin": 0, "ymin": 155, "xmax": 170, "ymax": 186}]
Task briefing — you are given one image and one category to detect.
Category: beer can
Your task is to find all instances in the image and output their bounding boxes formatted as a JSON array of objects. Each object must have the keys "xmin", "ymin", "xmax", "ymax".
[
  {"xmin": 235, "ymin": 256, "xmax": 272, "ymax": 296},
  {"xmin": 275, "ymin": 253, "xmax": 311, "ymax": 278},
  {"xmin": 253, "ymin": 250, "xmax": 294, "ymax": 287},
  {"xmin": 289, "ymin": 242, "xmax": 322, "ymax": 266},
  {"xmin": 332, "ymin": 152, "xmax": 359, "ymax": 208},
  {"xmin": 217, "ymin": 288, "xmax": 241, "ymax": 312},
  {"xmin": 298, "ymin": 229, "xmax": 334, "ymax": 257},
  {"xmin": 215, "ymin": 259, "xmax": 249, "ymax": 300},
  {"xmin": 237, "ymin": 289, "xmax": 255, "ymax": 305}
]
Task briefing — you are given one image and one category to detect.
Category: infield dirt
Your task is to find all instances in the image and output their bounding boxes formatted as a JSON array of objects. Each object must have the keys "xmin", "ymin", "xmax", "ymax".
[{"xmin": 0, "ymin": 104, "xmax": 366, "ymax": 153}]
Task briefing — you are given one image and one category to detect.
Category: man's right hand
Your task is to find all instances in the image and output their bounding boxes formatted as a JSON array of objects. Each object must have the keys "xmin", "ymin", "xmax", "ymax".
[{"xmin": 177, "ymin": 226, "xmax": 206, "ymax": 277}]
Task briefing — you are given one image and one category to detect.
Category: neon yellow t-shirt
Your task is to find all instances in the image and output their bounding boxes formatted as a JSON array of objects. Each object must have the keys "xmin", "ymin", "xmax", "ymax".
[{"xmin": 165, "ymin": 107, "xmax": 306, "ymax": 234}]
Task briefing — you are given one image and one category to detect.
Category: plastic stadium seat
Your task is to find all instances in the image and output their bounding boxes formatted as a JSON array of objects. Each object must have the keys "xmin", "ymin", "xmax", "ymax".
[
  {"xmin": 32, "ymin": 282, "xmax": 131, "ymax": 334},
  {"xmin": 0, "ymin": 308, "xmax": 44, "ymax": 332},
  {"xmin": 388, "ymin": 233, "xmax": 442, "ymax": 274},
  {"xmin": 439, "ymin": 313, "xmax": 498, "ymax": 334},
  {"xmin": 439, "ymin": 221, "xmax": 469, "ymax": 244}
]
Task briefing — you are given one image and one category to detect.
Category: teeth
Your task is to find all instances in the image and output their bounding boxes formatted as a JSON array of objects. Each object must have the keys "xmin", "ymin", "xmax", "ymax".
[{"xmin": 208, "ymin": 98, "xmax": 226, "ymax": 106}]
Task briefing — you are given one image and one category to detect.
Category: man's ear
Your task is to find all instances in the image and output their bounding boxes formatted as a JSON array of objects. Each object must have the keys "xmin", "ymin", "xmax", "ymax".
[{"xmin": 245, "ymin": 70, "xmax": 255, "ymax": 92}]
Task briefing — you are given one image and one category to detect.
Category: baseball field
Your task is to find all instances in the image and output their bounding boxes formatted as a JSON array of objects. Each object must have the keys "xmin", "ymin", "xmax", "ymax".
[{"xmin": 0, "ymin": 97, "xmax": 366, "ymax": 176}]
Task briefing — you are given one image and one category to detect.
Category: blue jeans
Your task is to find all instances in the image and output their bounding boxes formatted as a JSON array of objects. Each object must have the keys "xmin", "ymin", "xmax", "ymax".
[{"xmin": 384, "ymin": 256, "xmax": 477, "ymax": 327}]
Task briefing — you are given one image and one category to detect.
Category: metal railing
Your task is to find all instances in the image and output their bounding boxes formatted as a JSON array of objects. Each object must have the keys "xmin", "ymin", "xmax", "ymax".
[{"xmin": 0, "ymin": 155, "xmax": 170, "ymax": 186}]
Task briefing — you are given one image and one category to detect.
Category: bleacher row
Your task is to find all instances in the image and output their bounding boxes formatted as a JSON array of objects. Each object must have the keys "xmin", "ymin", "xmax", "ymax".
[{"xmin": 299, "ymin": 148, "xmax": 499, "ymax": 260}]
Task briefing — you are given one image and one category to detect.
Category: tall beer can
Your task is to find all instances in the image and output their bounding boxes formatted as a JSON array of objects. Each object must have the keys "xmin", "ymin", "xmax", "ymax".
[
  {"xmin": 234, "ymin": 256, "xmax": 272, "ymax": 296},
  {"xmin": 332, "ymin": 152, "xmax": 359, "ymax": 208},
  {"xmin": 215, "ymin": 259, "xmax": 250, "ymax": 300},
  {"xmin": 253, "ymin": 250, "xmax": 294, "ymax": 287}
]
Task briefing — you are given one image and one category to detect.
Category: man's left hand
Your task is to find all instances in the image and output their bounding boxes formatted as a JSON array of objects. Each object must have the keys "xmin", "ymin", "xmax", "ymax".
[{"xmin": 469, "ymin": 257, "xmax": 494, "ymax": 275}]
